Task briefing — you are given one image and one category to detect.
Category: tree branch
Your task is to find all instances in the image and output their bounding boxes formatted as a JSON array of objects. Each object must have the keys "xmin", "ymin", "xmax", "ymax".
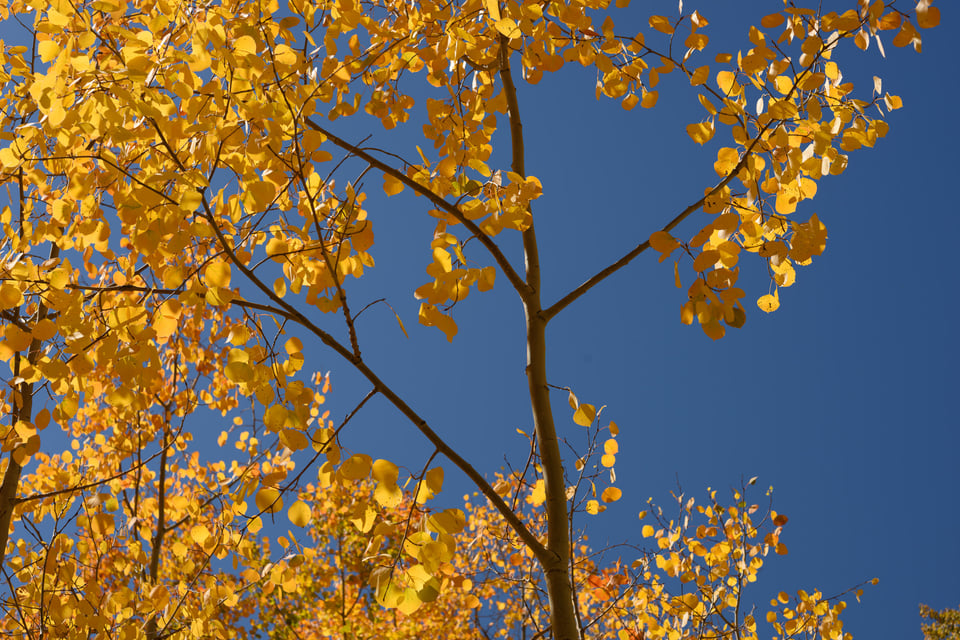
[
  {"xmin": 541, "ymin": 130, "xmax": 766, "ymax": 323},
  {"xmin": 198, "ymin": 194, "xmax": 550, "ymax": 563},
  {"xmin": 303, "ymin": 117, "xmax": 533, "ymax": 299}
]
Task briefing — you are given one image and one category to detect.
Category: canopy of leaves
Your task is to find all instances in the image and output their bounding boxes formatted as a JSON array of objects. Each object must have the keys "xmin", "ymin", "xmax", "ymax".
[
  {"xmin": 0, "ymin": 0, "xmax": 937, "ymax": 637},
  {"xmin": 922, "ymin": 604, "xmax": 960, "ymax": 640}
]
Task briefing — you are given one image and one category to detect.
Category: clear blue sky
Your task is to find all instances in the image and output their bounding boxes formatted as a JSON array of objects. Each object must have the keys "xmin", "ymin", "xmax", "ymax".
[
  {"xmin": 2, "ymin": 2, "xmax": 955, "ymax": 639},
  {"xmin": 319, "ymin": 2, "xmax": 958, "ymax": 639}
]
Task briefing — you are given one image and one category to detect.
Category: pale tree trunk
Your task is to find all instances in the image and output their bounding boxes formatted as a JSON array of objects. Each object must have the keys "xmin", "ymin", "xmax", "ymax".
[{"xmin": 499, "ymin": 36, "xmax": 582, "ymax": 640}]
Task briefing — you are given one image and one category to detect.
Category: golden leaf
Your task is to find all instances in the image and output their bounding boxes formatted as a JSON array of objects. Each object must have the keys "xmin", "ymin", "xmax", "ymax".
[
  {"xmin": 495, "ymin": 18, "xmax": 521, "ymax": 39},
  {"xmin": 757, "ymin": 290, "xmax": 780, "ymax": 313},
  {"xmin": 288, "ymin": 500, "xmax": 312, "ymax": 527},
  {"xmin": 573, "ymin": 403, "xmax": 596, "ymax": 427}
]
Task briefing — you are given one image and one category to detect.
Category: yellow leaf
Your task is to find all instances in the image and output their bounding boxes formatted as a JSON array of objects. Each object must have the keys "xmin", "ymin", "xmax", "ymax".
[
  {"xmin": 393, "ymin": 310, "xmax": 409, "ymax": 338},
  {"xmin": 38, "ymin": 40, "xmax": 60, "ymax": 63},
  {"xmin": 397, "ymin": 590, "xmax": 423, "ymax": 615},
  {"xmin": 255, "ymin": 487, "xmax": 282, "ymax": 513},
  {"xmin": 648, "ymin": 15, "xmax": 674, "ymax": 34},
  {"xmin": 586, "ymin": 500, "xmax": 602, "ymax": 515},
  {"xmin": 234, "ymin": 35, "xmax": 257, "ymax": 56},
  {"xmin": 383, "ymin": 173, "xmax": 404, "ymax": 196},
  {"xmin": 714, "ymin": 147, "xmax": 739, "ymax": 176},
  {"xmin": 698, "ymin": 93, "xmax": 717, "ymax": 116},
  {"xmin": 205, "ymin": 260, "xmax": 231, "ymax": 288},
  {"xmin": 768, "ymin": 99, "xmax": 798, "ymax": 120},
  {"xmin": 689, "ymin": 65, "xmax": 709, "ymax": 86},
  {"xmin": 528, "ymin": 479, "xmax": 546, "ymax": 506},
  {"xmin": 0, "ymin": 284, "xmax": 23, "ymax": 310},
  {"xmin": 263, "ymin": 404, "xmax": 288, "ymax": 431},
  {"xmin": 273, "ymin": 44, "xmax": 297, "ymax": 66},
  {"xmin": 685, "ymin": 32, "xmax": 709, "ymax": 51},
  {"xmin": 433, "ymin": 247, "xmax": 452, "ymax": 272},
  {"xmin": 573, "ymin": 403, "xmax": 596, "ymax": 426},
  {"xmin": 686, "ymin": 121, "xmax": 715, "ymax": 145},
  {"xmin": 427, "ymin": 509, "xmax": 466, "ymax": 534},
  {"xmin": 106, "ymin": 388, "xmax": 135, "ymax": 408},
  {"xmin": 641, "ymin": 90, "xmax": 658, "ymax": 108},
  {"xmin": 224, "ymin": 361, "xmax": 252, "ymax": 382},
  {"xmin": 190, "ymin": 525, "xmax": 210, "ymax": 545},
  {"xmin": 417, "ymin": 466, "xmax": 444, "ymax": 503},
  {"xmin": 284, "ymin": 336, "xmax": 303, "ymax": 355},
  {"xmin": 425, "ymin": 466, "xmax": 444, "ymax": 493},
  {"xmin": 648, "ymin": 230, "xmax": 679, "ymax": 257},
  {"xmin": 884, "ymin": 94, "xmax": 903, "ymax": 110},
  {"xmin": 372, "ymin": 459, "xmax": 399, "ymax": 484},
  {"xmin": 279, "ymin": 428, "xmax": 309, "ymax": 451},
  {"xmin": 247, "ymin": 181, "xmax": 277, "ymax": 211},
  {"xmin": 339, "ymin": 454, "xmax": 372, "ymax": 481},
  {"xmin": 716, "ymin": 70, "xmax": 739, "ymax": 95},
  {"xmin": 601, "ymin": 486, "xmax": 622, "ymax": 503},
  {"xmin": 477, "ymin": 266, "xmax": 496, "ymax": 292},
  {"xmin": 496, "ymin": 18, "xmax": 521, "ymax": 39},
  {"xmin": 484, "ymin": 0, "xmax": 501, "ymax": 21},
  {"xmin": 642, "ymin": 524, "xmax": 654, "ymax": 537},
  {"xmin": 288, "ymin": 500, "xmax": 312, "ymax": 527},
  {"xmin": 350, "ymin": 504, "xmax": 377, "ymax": 533},
  {"xmin": 375, "ymin": 481, "xmax": 403, "ymax": 507},
  {"xmin": 44, "ymin": 9, "xmax": 71, "ymax": 28},
  {"xmin": 418, "ymin": 303, "xmax": 458, "ymax": 342},
  {"xmin": 265, "ymin": 237, "xmax": 288, "ymax": 258},
  {"xmin": 757, "ymin": 290, "xmax": 780, "ymax": 313},
  {"xmin": 0, "ymin": 148, "xmax": 19, "ymax": 169}
]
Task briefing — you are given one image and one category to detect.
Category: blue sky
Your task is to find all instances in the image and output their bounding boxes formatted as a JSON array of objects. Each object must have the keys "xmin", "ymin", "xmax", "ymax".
[{"xmin": 1, "ymin": 1, "xmax": 955, "ymax": 638}]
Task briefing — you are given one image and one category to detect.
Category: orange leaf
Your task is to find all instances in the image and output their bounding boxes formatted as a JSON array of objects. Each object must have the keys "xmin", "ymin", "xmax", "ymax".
[{"xmin": 760, "ymin": 13, "xmax": 784, "ymax": 28}]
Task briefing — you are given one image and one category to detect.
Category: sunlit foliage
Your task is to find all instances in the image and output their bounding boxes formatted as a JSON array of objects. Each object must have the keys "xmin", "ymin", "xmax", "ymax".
[{"xmin": 0, "ymin": 0, "xmax": 936, "ymax": 637}]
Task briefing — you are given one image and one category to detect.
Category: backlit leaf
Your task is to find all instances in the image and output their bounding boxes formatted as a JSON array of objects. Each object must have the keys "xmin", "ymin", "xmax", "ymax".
[
  {"xmin": 573, "ymin": 403, "xmax": 596, "ymax": 426},
  {"xmin": 496, "ymin": 18, "xmax": 521, "ymax": 38},
  {"xmin": 205, "ymin": 260, "xmax": 231, "ymax": 288},
  {"xmin": 255, "ymin": 487, "xmax": 283, "ymax": 514},
  {"xmin": 757, "ymin": 290, "xmax": 780, "ymax": 313},
  {"xmin": 649, "ymin": 15, "xmax": 674, "ymax": 34},
  {"xmin": 601, "ymin": 487, "xmax": 622, "ymax": 503},
  {"xmin": 686, "ymin": 121, "xmax": 715, "ymax": 144},
  {"xmin": 288, "ymin": 500, "xmax": 312, "ymax": 527}
]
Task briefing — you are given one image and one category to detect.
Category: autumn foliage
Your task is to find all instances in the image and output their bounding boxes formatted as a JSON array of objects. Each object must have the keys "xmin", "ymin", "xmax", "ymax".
[{"xmin": 0, "ymin": 0, "xmax": 937, "ymax": 637}]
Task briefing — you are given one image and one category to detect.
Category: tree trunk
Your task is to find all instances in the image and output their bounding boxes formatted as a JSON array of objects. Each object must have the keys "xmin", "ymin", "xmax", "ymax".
[{"xmin": 499, "ymin": 35, "xmax": 582, "ymax": 640}]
